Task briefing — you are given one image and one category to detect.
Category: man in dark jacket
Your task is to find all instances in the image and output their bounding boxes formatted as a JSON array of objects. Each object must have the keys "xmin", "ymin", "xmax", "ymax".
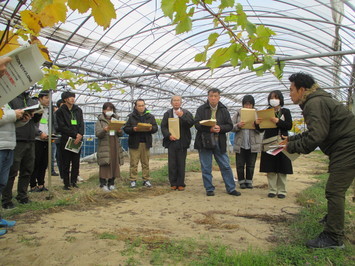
[
  {"xmin": 286, "ymin": 72, "xmax": 355, "ymax": 249},
  {"xmin": 123, "ymin": 99, "xmax": 158, "ymax": 188},
  {"xmin": 195, "ymin": 88, "xmax": 241, "ymax": 197},
  {"xmin": 161, "ymin": 96, "xmax": 194, "ymax": 191},
  {"xmin": 2, "ymin": 91, "xmax": 40, "ymax": 209},
  {"xmin": 55, "ymin": 92, "xmax": 84, "ymax": 190}
]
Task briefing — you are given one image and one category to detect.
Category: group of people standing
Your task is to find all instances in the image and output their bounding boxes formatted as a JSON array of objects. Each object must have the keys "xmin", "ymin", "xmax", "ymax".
[{"xmin": 1, "ymin": 67, "xmax": 354, "ymax": 250}]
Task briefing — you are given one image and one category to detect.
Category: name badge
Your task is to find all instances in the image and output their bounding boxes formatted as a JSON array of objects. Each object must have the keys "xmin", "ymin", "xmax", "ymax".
[
  {"xmin": 71, "ymin": 119, "xmax": 77, "ymax": 125},
  {"xmin": 109, "ymin": 130, "xmax": 115, "ymax": 136},
  {"xmin": 40, "ymin": 118, "xmax": 48, "ymax": 124}
]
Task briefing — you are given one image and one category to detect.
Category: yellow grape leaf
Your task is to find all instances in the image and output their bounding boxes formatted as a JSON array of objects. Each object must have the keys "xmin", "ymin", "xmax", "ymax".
[
  {"xmin": 0, "ymin": 31, "xmax": 21, "ymax": 56},
  {"xmin": 30, "ymin": 36, "xmax": 52, "ymax": 62},
  {"xmin": 39, "ymin": 0, "xmax": 67, "ymax": 27},
  {"xmin": 90, "ymin": 0, "xmax": 117, "ymax": 30},
  {"xmin": 31, "ymin": 0, "xmax": 53, "ymax": 13},
  {"xmin": 21, "ymin": 10, "xmax": 42, "ymax": 35},
  {"xmin": 68, "ymin": 0, "xmax": 91, "ymax": 13}
]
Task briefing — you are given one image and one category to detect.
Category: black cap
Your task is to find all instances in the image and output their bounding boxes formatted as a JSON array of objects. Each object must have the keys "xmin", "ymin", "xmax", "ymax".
[
  {"xmin": 38, "ymin": 90, "xmax": 50, "ymax": 98},
  {"xmin": 61, "ymin": 91, "xmax": 75, "ymax": 100}
]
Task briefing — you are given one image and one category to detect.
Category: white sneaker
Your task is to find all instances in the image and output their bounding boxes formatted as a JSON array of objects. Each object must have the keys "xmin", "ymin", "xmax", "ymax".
[
  {"xmin": 77, "ymin": 176, "xmax": 84, "ymax": 182},
  {"xmin": 109, "ymin": 185, "xmax": 116, "ymax": 190},
  {"xmin": 143, "ymin": 180, "xmax": 152, "ymax": 187},
  {"xmin": 234, "ymin": 176, "xmax": 238, "ymax": 182},
  {"xmin": 130, "ymin": 181, "xmax": 136, "ymax": 188},
  {"xmin": 102, "ymin": 185, "xmax": 110, "ymax": 192}
]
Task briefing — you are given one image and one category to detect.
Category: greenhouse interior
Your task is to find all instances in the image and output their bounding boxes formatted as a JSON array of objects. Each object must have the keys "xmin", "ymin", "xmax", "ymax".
[
  {"xmin": 0, "ymin": 0, "xmax": 354, "ymax": 157},
  {"xmin": 1, "ymin": 1, "xmax": 355, "ymax": 264}
]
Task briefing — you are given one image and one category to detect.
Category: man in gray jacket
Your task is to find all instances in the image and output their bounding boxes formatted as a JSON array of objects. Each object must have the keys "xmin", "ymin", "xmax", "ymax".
[{"xmin": 286, "ymin": 72, "xmax": 355, "ymax": 249}]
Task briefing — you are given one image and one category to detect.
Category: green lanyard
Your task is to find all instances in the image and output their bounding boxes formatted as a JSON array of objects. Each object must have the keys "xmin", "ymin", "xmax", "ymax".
[{"xmin": 70, "ymin": 111, "xmax": 77, "ymax": 125}]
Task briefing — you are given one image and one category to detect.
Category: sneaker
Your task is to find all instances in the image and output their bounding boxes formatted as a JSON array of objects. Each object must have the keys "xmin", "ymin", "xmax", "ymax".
[
  {"xmin": 102, "ymin": 185, "xmax": 110, "ymax": 192},
  {"xmin": 206, "ymin": 191, "xmax": 215, "ymax": 196},
  {"xmin": 0, "ymin": 229, "xmax": 7, "ymax": 236},
  {"xmin": 130, "ymin": 181, "xmax": 137, "ymax": 188},
  {"xmin": 51, "ymin": 171, "xmax": 59, "ymax": 176},
  {"xmin": 306, "ymin": 232, "xmax": 345, "ymax": 249},
  {"xmin": 277, "ymin": 194, "xmax": 286, "ymax": 199},
  {"xmin": 109, "ymin": 185, "xmax": 116, "ymax": 191},
  {"xmin": 0, "ymin": 219, "xmax": 16, "ymax": 228},
  {"xmin": 77, "ymin": 176, "xmax": 84, "ymax": 182},
  {"xmin": 229, "ymin": 190, "xmax": 241, "ymax": 196},
  {"xmin": 240, "ymin": 183, "xmax": 247, "ymax": 189},
  {"xmin": 2, "ymin": 202, "xmax": 15, "ymax": 209},
  {"xmin": 246, "ymin": 183, "xmax": 253, "ymax": 189},
  {"xmin": 268, "ymin": 193, "xmax": 276, "ymax": 198},
  {"xmin": 143, "ymin": 181, "xmax": 152, "ymax": 188}
]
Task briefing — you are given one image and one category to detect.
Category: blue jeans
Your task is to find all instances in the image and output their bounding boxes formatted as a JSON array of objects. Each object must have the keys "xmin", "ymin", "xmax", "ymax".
[
  {"xmin": 198, "ymin": 144, "xmax": 236, "ymax": 193},
  {"xmin": 0, "ymin": 150, "xmax": 14, "ymax": 196}
]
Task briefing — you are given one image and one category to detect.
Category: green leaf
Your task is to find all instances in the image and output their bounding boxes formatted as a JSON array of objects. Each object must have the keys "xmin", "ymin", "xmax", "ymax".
[
  {"xmin": 38, "ymin": 74, "xmax": 58, "ymax": 90},
  {"xmin": 195, "ymin": 51, "xmax": 207, "ymax": 62},
  {"xmin": 229, "ymin": 43, "xmax": 242, "ymax": 66},
  {"xmin": 175, "ymin": 16, "xmax": 192, "ymax": 34},
  {"xmin": 246, "ymin": 21, "xmax": 256, "ymax": 35},
  {"xmin": 239, "ymin": 55, "xmax": 255, "ymax": 71},
  {"xmin": 263, "ymin": 55, "xmax": 275, "ymax": 68},
  {"xmin": 88, "ymin": 82, "xmax": 102, "ymax": 92},
  {"xmin": 103, "ymin": 83, "xmax": 113, "ymax": 90},
  {"xmin": 207, "ymin": 32, "xmax": 219, "ymax": 48},
  {"xmin": 224, "ymin": 14, "xmax": 238, "ymax": 23},
  {"xmin": 219, "ymin": 0, "xmax": 235, "ymax": 10},
  {"xmin": 207, "ymin": 47, "xmax": 232, "ymax": 69},
  {"xmin": 274, "ymin": 60, "xmax": 285, "ymax": 79},
  {"xmin": 161, "ymin": 0, "xmax": 175, "ymax": 19}
]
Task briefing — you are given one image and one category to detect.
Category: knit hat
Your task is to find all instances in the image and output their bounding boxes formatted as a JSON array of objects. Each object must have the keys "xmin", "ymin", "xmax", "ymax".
[{"xmin": 61, "ymin": 91, "xmax": 75, "ymax": 100}]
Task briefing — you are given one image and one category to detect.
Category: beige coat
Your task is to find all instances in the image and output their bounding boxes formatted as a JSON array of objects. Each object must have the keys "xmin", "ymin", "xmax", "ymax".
[{"xmin": 95, "ymin": 114, "xmax": 124, "ymax": 166}]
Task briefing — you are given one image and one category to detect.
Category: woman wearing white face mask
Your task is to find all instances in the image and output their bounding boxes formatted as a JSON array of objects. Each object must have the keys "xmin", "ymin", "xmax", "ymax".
[
  {"xmin": 95, "ymin": 102, "xmax": 124, "ymax": 191},
  {"xmin": 256, "ymin": 90, "xmax": 293, "ymax": 199}
]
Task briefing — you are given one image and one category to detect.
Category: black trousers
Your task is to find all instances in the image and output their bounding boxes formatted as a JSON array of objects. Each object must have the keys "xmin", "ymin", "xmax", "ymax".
[
  {"xmin": 2, "ymin": 142, "xmax": 35, "ymax": 204},
  {"xmin": 60, "ymin": 141, "xmax": 81, "ymax": 187},
  {"xmin": 30, "ymin": 140, "xmax": 49, "ymax": 187},
  {"xmin": 168, "ymin": 142, "xmax": 187, "ymax": 187},
  {"xmin": 235, "ymin": 148, "xmax": 257, "ymax": 184}
]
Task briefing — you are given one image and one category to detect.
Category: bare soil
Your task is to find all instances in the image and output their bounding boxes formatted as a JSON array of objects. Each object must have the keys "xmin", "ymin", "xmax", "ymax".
[{"xmin": 0, "ymin": 152, "xmax": 329, "ymax": 265}]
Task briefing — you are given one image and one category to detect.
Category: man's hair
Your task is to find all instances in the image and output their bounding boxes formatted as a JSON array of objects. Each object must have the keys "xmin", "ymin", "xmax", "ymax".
[
  {"xmin": 268, "ymin": 90, "xmax": 284, "ymax": 107},
  {"xmin": 134, "ymin": 99, "xmax": 145, "ymax": 106},
  {"xmin": 102, "ymin": 102, "xmax": 116, "ymax": 113},
  {"xmin": 61, "ymin": 91, "xmax": 75, "ymax": 101},
  {"xmin": 207, "ymin": 88, "xmax": 221, "ymax": 95},
  {"xmin": 38, "ymin": 90, "xmax": 50, "ymax": 98},
  {"xmin": 171, "ymin": 95, "xmax": 182, "ymax": 103},
  {"xmin": 289, "ymin": 72, "xmax": 316, "ymax": 90},
  {"xmin": 242, "ymin": 95, "xmax": 255, "ymax": 107}
]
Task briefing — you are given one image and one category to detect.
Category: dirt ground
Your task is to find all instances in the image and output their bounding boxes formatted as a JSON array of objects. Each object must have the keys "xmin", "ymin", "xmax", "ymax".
[{"xmin": 0, "ymin": 152, "xmax": 329, "ymax": 265}]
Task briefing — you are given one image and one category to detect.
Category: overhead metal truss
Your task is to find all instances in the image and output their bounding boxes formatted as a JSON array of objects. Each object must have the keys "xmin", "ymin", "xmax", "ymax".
[{"xmin": 0, "ymin": 0, "xmax": 354, "ymax": 121}]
